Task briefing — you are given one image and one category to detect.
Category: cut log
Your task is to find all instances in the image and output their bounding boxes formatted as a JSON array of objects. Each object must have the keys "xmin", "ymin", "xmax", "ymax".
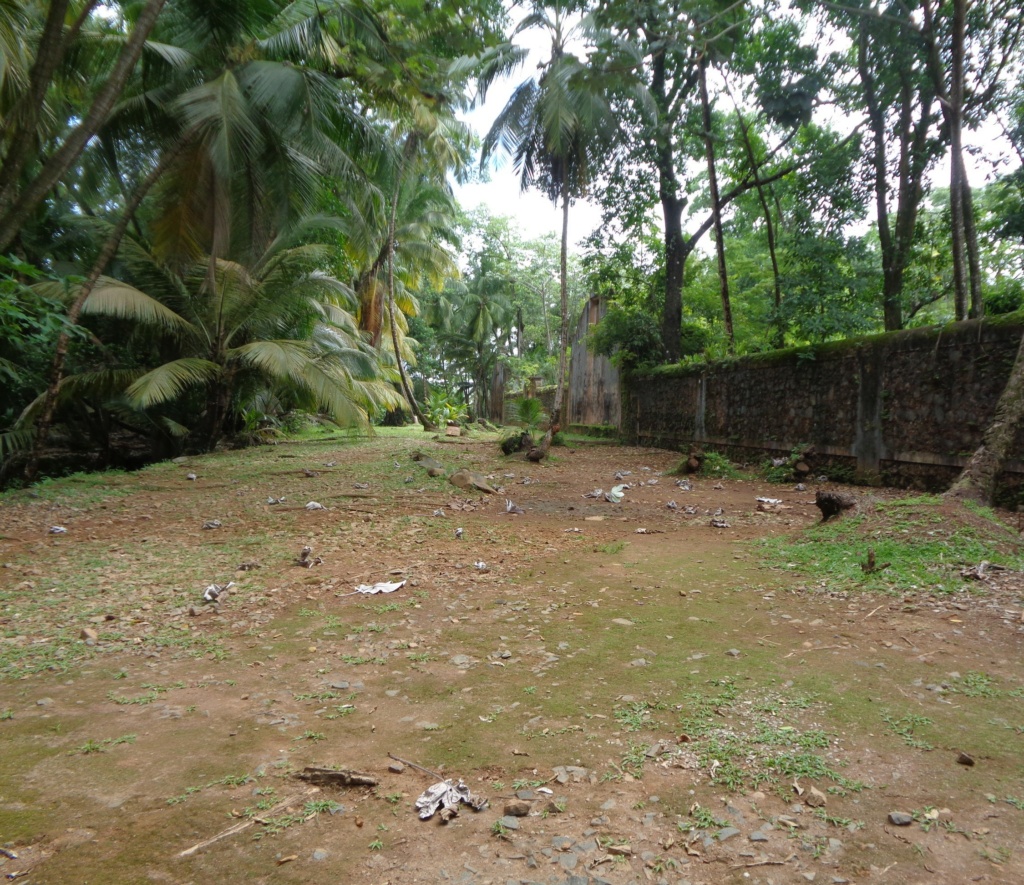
[
  {"xmin": 815, "ymin": 490, "xmax": 857, "ymax": 521},
  {"xmin": 294, "ymin": 767, "xmax": 378, "ymax": 787}
]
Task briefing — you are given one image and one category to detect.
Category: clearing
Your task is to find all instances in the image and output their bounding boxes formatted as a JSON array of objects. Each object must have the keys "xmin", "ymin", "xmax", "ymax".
[{"xmin": 1, "ymin": 429, "xmax": 1022, "ymax": 885}]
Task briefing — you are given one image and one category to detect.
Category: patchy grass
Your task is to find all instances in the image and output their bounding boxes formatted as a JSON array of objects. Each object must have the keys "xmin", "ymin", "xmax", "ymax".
[{"xmin": 761, "ymin": 496, "xmax": 1024, "ymax": 595}]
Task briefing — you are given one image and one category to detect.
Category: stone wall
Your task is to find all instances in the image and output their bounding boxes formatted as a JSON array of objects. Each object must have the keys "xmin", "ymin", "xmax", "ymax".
[{"xmin": 622, "ymin": 315, "xmax": 1024, "ymax": 495}]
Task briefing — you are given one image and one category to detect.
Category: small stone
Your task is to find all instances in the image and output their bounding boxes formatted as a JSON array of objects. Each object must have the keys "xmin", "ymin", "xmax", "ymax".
[
  {"xmin": 887, "ymin": 811, "xmax": 914, "ymax": 826},
  {"xmin": 956, "ymin": 752, "xmax": 975, "ymax": 766},
  {"xmin": 725, "ymin": 648, "xmax": 741, "ymax": 657},
  {"xmin": 312, "ymin": 849, "xmax": 328, "ymax": 861},
  {"xmin": 498, "ymin": 816, "xmax": 520, "ymax": 830},
  {"xmin": 80, "ymin": 627, "xmax": 99, "ymax": 642},
  {"xmin": 717, "ymin": 827, "xmax": 741, "ymax": 842},
  {"xmin": 504, "ymin": 800, "xmax": 531, "ymax": 817},
  {"xmin": 559, "ymin": 853, "xmax": 579, "ymax": 871},
  {"xmin": 629, "ymin": 658, "xmax": 649, "ymax": 667},
  {"xmin": 543, "ymin": 800, "xmax": 563, "ymax": 814},
  {"xmin": 611, "ymin": 618, "xmax": 634, "ymax": 627},
  {"xmin": 388, "ymin": 762, "xmax": 405, "ymax": 774},
  {"xmin": 36, "ymin": 697, "xmax": 54, "ymax": 706},
  {"xmin": 749, "ymin": 832, "xmax": 769, "ymax": 842}
]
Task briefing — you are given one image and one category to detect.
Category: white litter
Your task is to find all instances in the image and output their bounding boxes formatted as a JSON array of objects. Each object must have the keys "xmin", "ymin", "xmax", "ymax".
[
  {"xmin": 605, "ymin": 484, "xmax": 626, "ymax": 504},
  {"xmin": 49, "ymin": 525, "xmax": 68, "ymax": 534},
  {"xmin": 305, "ymin": 501, "xmax": 325, "ymax": 510},
  {"xmin": 415, "ymin": 779, "xmax": 488, "ymax": 821},
  {"xmin": 341, "ymin": 580, "xmax": 406, "ymax": 596}
]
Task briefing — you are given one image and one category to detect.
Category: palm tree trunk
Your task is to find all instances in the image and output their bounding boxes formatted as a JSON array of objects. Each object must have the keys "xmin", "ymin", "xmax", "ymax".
[
  {"xmin": 0, "ymin": 0, "xmax": 168, "ymax": 253},
  {"xmin": 533, "ymin": 186, "xmax": 571, "ymax": 460},
  {"xmin": 24, "ymin": 140, "xmax": 187, "ymax": 481},
  {"xmin": 385, "ymin": 174, "xmax": 435, "ymax": 432}
]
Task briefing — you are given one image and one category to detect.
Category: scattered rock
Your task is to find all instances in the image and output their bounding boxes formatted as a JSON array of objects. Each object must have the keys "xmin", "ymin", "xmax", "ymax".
[
  {"xmin": 805, "ymin": 787, "xmax": 827, "ymax": 808},
  {"xmin": 887, "ymin": 811, "xmax": 914, "ymax": 826},
  {"xmin": 449, "ymin": 469, "xmax": 498, "ymax": 494},
  {"xmin": 80, "ymin": 627, "xmax": 99, "ymax": 642},
  {"xmin": 717, "ymin": 827, "xmax": 741, "ymax": 842},
  {"xmin": 504, "ymin": 800, "xmax": 531, "ymax": 817},
  {"xmin": 956, "ymin": 752, "xmax": 975, "ymax": 766}
]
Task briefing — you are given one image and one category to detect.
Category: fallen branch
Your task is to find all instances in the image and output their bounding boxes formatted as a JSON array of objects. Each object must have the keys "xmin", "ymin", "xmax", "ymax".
[
  {"xmin": 387, "ymin": 752, "xmax": 444, "ymax": 781},
  {"xmin": 729, "ymin": 859, "xmax": 788, "ymax": 870},
  {"xmin": 177, "ymin": 787, "xmax": 318, "ymax": 857},
  {"xmin": 294, "ymin": 767, "xmax": 377, "ymax": 787}
]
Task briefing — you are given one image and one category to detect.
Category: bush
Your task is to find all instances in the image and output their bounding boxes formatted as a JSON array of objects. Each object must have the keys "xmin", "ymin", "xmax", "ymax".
[{"xmin": 426, "ymin": 390, "xmax": 467, "ymax": 427}]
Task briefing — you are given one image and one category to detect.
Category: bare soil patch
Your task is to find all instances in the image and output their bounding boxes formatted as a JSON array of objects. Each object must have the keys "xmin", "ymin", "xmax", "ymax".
[{"xmin": 1, "ymin": 430, "xmax": 1023, "ymax": 884}]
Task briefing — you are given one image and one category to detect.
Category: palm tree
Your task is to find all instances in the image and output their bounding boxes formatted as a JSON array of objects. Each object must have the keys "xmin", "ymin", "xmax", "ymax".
[
  {"xmin": 481, "ymin": 0, "xmax": 613, "ymax": 456},
  {"xmin": 22, "ymin": 0, "xmax": 398, "ymax": 475},
  {"xmin": 20, "ymin": 226, "xmax": 401, "ymax": 451}
]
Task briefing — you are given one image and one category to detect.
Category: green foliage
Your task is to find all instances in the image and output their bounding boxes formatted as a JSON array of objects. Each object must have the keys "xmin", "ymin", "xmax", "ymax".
[
  {"xmin": 589, "ymin": 305, "xmax": 666, "ymax": 370},
  {"xmin": 507, "ymin": 396, "xmax": 547, "ymax": 431},
  {"xmin": 699, "ymin": 452, "xmax": 743, "ymax": 479},
  {"xmin": 0, "ymin": 258, "xmax": 84, "ymax": 430},
  {"xmin": 425, "ymin": 389, "xmax": 468, "ymax": 427}
]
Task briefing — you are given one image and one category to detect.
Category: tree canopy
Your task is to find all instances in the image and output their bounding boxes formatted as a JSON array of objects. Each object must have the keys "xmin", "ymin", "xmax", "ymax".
[{"xmin": 1, "ymin": 0, "xmax": 1022, "ymax": 481}]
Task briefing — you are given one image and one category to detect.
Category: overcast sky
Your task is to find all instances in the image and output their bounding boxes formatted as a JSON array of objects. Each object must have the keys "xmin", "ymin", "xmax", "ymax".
[{"xmin": 453, "ymin": 12, "xmax": 1017, "ymax": 251}]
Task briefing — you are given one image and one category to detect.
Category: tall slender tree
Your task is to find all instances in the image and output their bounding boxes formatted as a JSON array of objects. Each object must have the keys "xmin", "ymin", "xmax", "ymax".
[{"xmin": 482, "ymin": 0, "xmax": 613, "ymax": 456}]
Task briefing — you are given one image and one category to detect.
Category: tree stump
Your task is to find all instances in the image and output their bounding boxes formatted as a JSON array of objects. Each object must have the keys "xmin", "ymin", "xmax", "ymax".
[{"xmin": 815, "ymin": 490, "xmax": 856, "ymax": 521}]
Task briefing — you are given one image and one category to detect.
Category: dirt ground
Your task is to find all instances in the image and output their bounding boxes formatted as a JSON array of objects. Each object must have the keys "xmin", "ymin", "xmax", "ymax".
[{"xmin": 1, "ymin": 430, "xmax": 1023, "ymax": 885}]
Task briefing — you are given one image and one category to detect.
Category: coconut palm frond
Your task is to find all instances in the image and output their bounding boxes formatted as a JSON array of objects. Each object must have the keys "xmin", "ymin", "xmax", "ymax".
[
  {"xmin": 0, "ymin": 427, "xmax": 34, "ymax": 459},
  {"xmin": 142, "ymin": 40, "xmax": 196, "ymax": 68},
  {"xmin": 76, "ymin": 277, "xmax": 194, "ymax": 330},
  {"xmin": 125, "ymin": 358, "xmax": 221, "ymax": 408},
  {"xmin": 230, "ymin": 340, "xmax": 313, "ymax": 382}
]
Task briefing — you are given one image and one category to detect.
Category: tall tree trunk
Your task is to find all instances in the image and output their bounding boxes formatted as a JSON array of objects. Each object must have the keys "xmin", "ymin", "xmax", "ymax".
[
  {"xmin": 661, "ymin": 194, "xmax": 685, "ymax": 361},
  {"xmin": 945, "ymin": 332, "xmax": 1024, "ymax": 504},
  {"xmin": 699, "ymin": 55, "xmax": 733, "ymax": 352},
  {"xmin": 24, "ymin": 140, "xmax": 187, "ymax": 481},
  {"xmin": 0, "ymin": 0, "xmax": 168, "ymax": 254},
  {"xmin": 948, "ymin": 0, "xmax": 969, "ymax": 320},
  {"xmin": 732, "ymin": 107, "xmax": 783, "ymax": 346},
  {"xmin": 963, "ymin": 180, "xmax": 984, "ymax": 318},
  {"xmin": 533, "ymin": 185, "xmax": 571, "ymax": 460}
]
